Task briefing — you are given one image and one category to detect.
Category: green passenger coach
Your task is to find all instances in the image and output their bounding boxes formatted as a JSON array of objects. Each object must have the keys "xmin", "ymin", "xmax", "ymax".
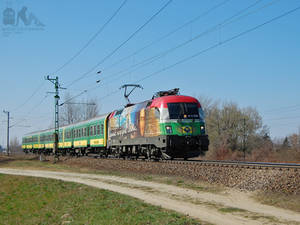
[{"xmin": 22, "ymin": 114, "xmax": 110, "ymax": 156}]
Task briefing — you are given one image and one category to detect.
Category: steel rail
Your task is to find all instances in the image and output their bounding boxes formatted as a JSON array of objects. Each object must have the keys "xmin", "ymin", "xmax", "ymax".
[{"xmin": 84, "ymin": 155, "xmax": 300, "ymax": 170}]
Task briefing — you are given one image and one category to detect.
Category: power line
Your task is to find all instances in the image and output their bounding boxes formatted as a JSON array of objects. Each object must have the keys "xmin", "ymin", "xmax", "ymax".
[
  {"xmin": 10, "ymin": 94, "xmax": 50, "ymax": 128},
  {"xmin": 263, "ymin": 104, "xmax": 300, "ymax": 114},
  {"xmin": 264, "ymin": 115, "xmax": 300, "ymax": 121},
  {"xmin": 12, "ymin": 80, "xmax": 46, "ymax": 112},
  {"xmin": 89, "ymin": 4, "xmax": 300, "ymax": 102},
  {"xmin": 66, "ymin": 0, "xmax": 270, "ymax": 97},
  {"xmin": 54, "ymin": 0, "xmax": 128, "ymax": 74},
  {"xmin": 97, "ymin": 0, "xmax": 274, "ymax": 85},
  {"xmin": 89, "ymin": 0, "xmax": 276, "ymax": 89},
  {"xmin": 135, "ymin": 4, "xmax": 300, "ymax": 83},
  {"xmin": 59, "ymin": 90, "xmax": 88, "ymax": 106},
  {"xmin": 101, "ymin": 0, "xmax": 231, "ymax": 73},
  {"xmin": 8, "ymin": 2, "xmax": 127, "ymax": 120},
  {"xmin": 12, "ymin": 0, "xmax": 263, "ymax": 116},
  {"xmin": 66, "ymin": 0, "xmax": 174, "ymax": 87}
]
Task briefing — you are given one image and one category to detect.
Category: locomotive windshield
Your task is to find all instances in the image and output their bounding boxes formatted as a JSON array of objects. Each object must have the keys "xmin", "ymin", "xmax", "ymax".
[{"xmin": 167, "ymin": 103, "xmax": 200, "ymax": 119}]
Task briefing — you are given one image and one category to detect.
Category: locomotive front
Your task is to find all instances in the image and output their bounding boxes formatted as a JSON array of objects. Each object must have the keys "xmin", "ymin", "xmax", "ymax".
[{"xmin": 150, "ymin": 95, "xmax": 209, "ymax": 159}]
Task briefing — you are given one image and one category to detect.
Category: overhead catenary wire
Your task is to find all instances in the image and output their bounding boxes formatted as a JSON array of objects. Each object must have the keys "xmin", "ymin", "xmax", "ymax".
[
  {"xmin": 54, "ymin": 0, "xmax": 128, "ymax": 74},
  {"xmin": 264, "ymin": 115, "xmax": 300, "ymax": 121},
  {"xmin": 101, "ymin": 0, "xmax": 232, "ymax": 73},
  {"xmin": 65, "ymin": 0, "xmax": 174, "ymax": 87},
  {"xmin": 84, "ymin": 4, "xmax": 300, "ymax": 102},
  {"xmin": 135, "ymin": 4, "xmax": 300, "ymax": 83},
  {"xmin": 89, "ymin": 0, "xmax": 277, "ymax": 87},
  {"xmin": 59, "ymin": 90, "xmax": 88, "ymax": 106},
  {"xmin": 10, "ymin": 94, "xmax": 50, "ymax": 128},
  {"xmin": 61, "ymin": 0, "xmax": 265, "ymax": 102},
  {"xmin": 263, "ymin": 104, "xmax": 300, "ymax": 114},
  {"xmin": 12, "ymin": 80, "xmax": 46, "ymax": 112}
]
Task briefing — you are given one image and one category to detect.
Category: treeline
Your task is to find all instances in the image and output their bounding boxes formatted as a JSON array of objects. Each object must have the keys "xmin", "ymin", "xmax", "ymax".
[{"xmin": 199, "ymin": 96, "xmax": 300, "ymax": 162}]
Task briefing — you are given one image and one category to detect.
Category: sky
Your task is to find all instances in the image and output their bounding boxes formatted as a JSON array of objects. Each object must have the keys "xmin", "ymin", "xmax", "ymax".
[{"xmin": 0, "ymin": 0, "xmax": 300, "ymax": 147}]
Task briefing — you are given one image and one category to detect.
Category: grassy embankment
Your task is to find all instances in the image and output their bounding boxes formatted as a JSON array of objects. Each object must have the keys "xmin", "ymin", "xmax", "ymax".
[
  {"xmin": 1, "ymin": 156, "xmax": 300, "ymax": 214},
  {"xmin": 0, "ymin": 174, "xmax": 202, "ymax": 225}
]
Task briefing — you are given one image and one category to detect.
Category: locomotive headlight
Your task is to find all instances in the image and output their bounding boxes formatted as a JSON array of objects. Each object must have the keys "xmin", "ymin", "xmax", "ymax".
[
  {"xmin": 200, "ymin": 125, "xmax": 205, "ymax": 131},
  {"xmin": 165, "ymin": 125, "xmax": 172, "ymax": 134}
]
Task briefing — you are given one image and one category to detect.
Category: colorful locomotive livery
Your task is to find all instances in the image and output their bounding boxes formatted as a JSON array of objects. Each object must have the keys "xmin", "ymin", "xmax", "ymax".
[{"xmin": 22, "ymin": 89, "xmax": 209, "ymax": 159}]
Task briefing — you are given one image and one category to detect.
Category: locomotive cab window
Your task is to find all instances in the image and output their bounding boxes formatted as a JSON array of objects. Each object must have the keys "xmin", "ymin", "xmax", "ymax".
[{"xmin": 167, "ymin": 103, "xmax": 199, "ymax": 119}]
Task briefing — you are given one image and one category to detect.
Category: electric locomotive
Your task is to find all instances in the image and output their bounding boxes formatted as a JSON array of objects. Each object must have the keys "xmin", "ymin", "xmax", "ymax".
[{"xmin": 107, "ymin": 88, "xmax": 209, "ymax": 159}]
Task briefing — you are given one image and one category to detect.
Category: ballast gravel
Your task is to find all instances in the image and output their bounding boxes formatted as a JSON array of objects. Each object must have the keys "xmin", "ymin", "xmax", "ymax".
[{"xmin": 56, "ymin": 157, "xmax": 300, "ymax": 194}]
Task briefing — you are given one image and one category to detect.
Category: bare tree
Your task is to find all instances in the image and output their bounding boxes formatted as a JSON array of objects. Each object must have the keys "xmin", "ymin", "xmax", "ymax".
[
  {"xmin": 60, "ymin": 93, "xmax": 100, "ymax": 125},
  {"xmin": 198, "ymin": 96, "xmax": 266, "ymax": 157},
  {"xmin": 10, "ymin": 137, "xmax": 22, "ymax": 155},
  {"xmin": 84, "ymin": 98, "xmax": 99, "ymax": 120}
]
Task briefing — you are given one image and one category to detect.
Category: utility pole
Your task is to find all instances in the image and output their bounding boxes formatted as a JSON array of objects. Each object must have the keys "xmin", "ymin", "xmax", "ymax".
[
  {"xmin": 45, "ymin": 76, "xmax": 65, "ymax": 157},
  {"xmin": 3, "ymin": 110, "xmax": 10, "ymax": 156}
]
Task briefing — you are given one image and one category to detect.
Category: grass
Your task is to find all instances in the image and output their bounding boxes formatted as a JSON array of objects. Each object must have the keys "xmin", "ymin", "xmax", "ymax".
[
  {"xmin": 0, "ymin": 157, "xmax": 224, "ymax": 194},
  {"xmin": 218, "ymin": 207, "xmax": 246, "ymax": 213},
  {"xmin": 254, "ymin": 191, "xmax": 300, "ymax": 213},
  {"xmin": 0, "ymin": 174, "xmax": 203, "ymax": 225}
]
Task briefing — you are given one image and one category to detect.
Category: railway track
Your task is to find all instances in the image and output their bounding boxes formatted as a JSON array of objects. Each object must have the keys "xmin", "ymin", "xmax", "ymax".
[
  {"xmin": 83, "ymin": 154, "xmax": 300, "ymax": 170},
  {"xmin": 174, "ymin": 159, "xmax": 300, "ymax": 170}
]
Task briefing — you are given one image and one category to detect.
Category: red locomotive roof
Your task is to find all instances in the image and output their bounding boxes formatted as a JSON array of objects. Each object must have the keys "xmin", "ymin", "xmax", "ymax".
[{"xmin": 150, "ymin": 95, "xmax": 201, "ymax": 108}]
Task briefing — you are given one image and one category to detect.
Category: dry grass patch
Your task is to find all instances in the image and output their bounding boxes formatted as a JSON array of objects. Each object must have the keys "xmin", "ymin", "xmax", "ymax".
[{"xmin": 254, "ymin": 191, "xmax": 300, "ymax": 213}]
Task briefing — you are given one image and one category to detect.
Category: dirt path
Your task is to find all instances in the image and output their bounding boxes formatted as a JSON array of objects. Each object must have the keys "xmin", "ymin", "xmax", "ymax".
[{"xmin": 1, "ymin": 168, "xmax": 299, "ymax": 225}]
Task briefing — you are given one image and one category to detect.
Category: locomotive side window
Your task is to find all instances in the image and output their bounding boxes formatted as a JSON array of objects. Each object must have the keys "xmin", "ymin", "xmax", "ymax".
[{"xmin": 167, "ymin": 103, "xmax": 199, "ymax": 119}]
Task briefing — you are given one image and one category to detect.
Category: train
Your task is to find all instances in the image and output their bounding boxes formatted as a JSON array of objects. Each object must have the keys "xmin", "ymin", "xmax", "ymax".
[{"xmin": 22, "ymin": 89, "xmax": 209, "ymax": 159}]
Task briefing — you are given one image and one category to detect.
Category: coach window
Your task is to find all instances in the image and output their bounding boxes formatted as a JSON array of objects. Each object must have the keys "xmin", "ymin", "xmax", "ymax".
[
  {"xmin": 100, "ymin": 124, "xmax": 104, "ymax": 135},
  {"xmin": 94, "ymin": 125, "xmax": 97, "ymax": 135},
  {"xmin": 90, "ymin": 126, "xmax": 93, "ymax": 136},
  {"xmin": 97, "ymin": 125, "xmax": 100, "ymax": 135}
]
